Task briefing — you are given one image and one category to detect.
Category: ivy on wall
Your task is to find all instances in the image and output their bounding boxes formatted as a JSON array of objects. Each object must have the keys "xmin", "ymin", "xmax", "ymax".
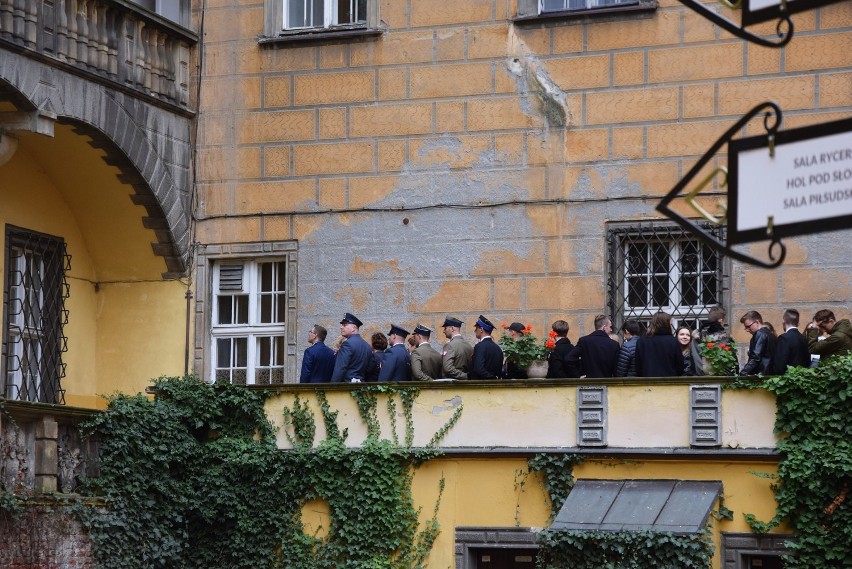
[
  {"xmin": 0, "ymin": 404, "xmax": 24, "ymax": 521},
  {"xmin": 527, "ymin": 453, "xmax": 584, "ymax": 521},
  {"xmin": 526, "ymin": 453, "xmax": 715, "ymax": 569},
  {"xmin": 736, "ymin": 354, "xmax": 852, "ymax": 567},
  {"xmin": 536, "ymin": 528, "xmax": 714, "ymax": 569},
  {"xmin": 77, "ymin": 376, "xmax": 462, "ymax": 569}
]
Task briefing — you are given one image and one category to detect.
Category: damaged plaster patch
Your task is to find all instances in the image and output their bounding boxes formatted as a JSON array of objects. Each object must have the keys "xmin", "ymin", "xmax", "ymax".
[
  {"xmin": 571, "ymin": 164, "xmax": 647, "ymax": 200},
  {"xmin": 432, "ymin": 395, "xmax": 463, "ymax": 415},
  {"xmin": 506, "ymin": 29, "xmax": 571, "ymax": 128}
]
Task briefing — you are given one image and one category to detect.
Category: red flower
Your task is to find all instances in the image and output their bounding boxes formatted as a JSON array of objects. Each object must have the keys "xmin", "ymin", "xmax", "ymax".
[
  {"xmin": 706, "ymin": 342, "xmax": 715, "ymax": 349},
  {"xmin": 724, "ymin": 346, "xmax": 731, "ymax": 351},
  {"xmin": 545, "ymin": 339, "xmax": 556, "ymax": 349},
  {"xmin": 524, "ymin": 325, "xmax": 533, "ymax": 333},
  {"xmin": 548, "ymin": 330, "xmax": 558, "ymax": 338}
]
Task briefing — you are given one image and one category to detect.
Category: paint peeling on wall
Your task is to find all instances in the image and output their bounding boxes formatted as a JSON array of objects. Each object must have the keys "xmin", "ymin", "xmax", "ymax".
[
  {"xmin": 505, "ymin": 27, "xmax": 572, "ymax": 129},
  {"xmin": 432, "ymin": 395, "xmax": 463, "ymax": 416}
]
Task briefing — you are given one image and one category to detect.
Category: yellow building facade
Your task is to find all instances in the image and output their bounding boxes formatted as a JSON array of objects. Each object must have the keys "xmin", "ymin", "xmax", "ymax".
[
  {"xmin": 267, "ymin": 381, "xmax": 788, "ymax": 569},
  {"xmin": 1, "ymin": 2, "xmax": 196, "ymax": 409}
]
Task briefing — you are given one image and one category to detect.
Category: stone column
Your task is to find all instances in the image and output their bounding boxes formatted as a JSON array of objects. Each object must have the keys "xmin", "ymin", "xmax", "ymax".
[{"xmin": 35, "ymin": 417, "xmax": 58, "ymax": 493}]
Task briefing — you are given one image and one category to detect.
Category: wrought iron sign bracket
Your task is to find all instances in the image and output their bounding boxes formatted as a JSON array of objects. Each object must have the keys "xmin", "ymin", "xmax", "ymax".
[
  {"xmin": 656, "ymin": 102, "xmax": 786, "ymax": 269},
  {"xmin": 676, "ymin": 0, "xmax": 793, "ymax": 48}
]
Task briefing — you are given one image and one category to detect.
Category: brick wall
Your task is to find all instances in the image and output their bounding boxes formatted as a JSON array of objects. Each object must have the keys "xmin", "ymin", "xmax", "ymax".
[
  {"xmin": 0, "ymin": 504, "xmax": 93, "ymax": 569},
  {"xmin": 194, "ymin": 0, "xmax": 852, "ymax": 365}
]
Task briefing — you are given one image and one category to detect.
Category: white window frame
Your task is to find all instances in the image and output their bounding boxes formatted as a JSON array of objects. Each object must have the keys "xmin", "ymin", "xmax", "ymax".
[
  {"xmin": 541, "ymin": 0, "xmax": 636, "ymax": 12},
  {"xmin": 194, "ymin": 242, "xmax": 298, "ymax": 385},
  {"xmin": 210, "ymin": 259, "xmax": 288, "ymax": 385},
  {"xmin": 517, "ymin": 0, "xmax": 649, "ymax": 18},
  {"xmin": 264, "ymin": 0, "xmax": 378, "ymax": 36},
  {"xmin": 606, "ymin": 224, "xmax": 727, "ymax": 332},
  {"xmin": 283, "ymin": 0, "xmax": 366, "ymax": 30},
  {"xmin": 622, "ymin": 239, "xmax": 717, "ymax": 323}
]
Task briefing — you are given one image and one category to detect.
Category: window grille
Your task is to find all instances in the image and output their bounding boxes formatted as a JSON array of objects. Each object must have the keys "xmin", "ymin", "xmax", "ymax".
[
  {"xmin": 3, "ymin": 227, "xmax": 70, "ymax": 404},
  {"xmin": 606, "ymin": 223, "xmax": 726, "ymax": 333},
  {"xmin": 211, "ymin": 260, "xmax": 288, "ymax": 385}
]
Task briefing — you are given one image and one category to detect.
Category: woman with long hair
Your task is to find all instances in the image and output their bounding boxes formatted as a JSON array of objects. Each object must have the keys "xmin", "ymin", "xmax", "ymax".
[
  {"xmin": 676, "ymin": 325, "xmax": 704, "ymax": 377},
  {"xmin": 635, "ymin": 311, "xmax": 684, "ymax": 377}
]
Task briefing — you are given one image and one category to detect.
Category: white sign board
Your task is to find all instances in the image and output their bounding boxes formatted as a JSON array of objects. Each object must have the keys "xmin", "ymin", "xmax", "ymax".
[
  {"xmin": 728, "ymin": 117, "xmax": 852, "ymax": 244},
  {"xmin": 742, "ymin": 0, "xmax": 843, "ymax": 25}
]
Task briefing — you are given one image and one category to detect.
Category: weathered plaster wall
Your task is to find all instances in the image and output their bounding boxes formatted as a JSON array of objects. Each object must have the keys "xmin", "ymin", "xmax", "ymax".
[
  {"xmin": 194, "ymin": 0, "xmax": 852, "ymax": 376},
  {"xmin": 266, "ymin": 383, "xmax": 778, "ymax": 450}
]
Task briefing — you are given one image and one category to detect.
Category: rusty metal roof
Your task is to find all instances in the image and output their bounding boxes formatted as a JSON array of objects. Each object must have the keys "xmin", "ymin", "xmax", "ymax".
[{"xmin": 550, "ymin": 479, "xmax": 723, "ymax": 535}]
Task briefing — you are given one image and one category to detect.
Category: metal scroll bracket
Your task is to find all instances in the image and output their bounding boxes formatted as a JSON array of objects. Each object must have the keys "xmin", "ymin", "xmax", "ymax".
[
  {"xmin": 656, "ymin": 102, "xmax": 787, "ymax": 269},
  {"xmin": 676, "ymin": 0, "xmax": 794, "ymax": 48}
]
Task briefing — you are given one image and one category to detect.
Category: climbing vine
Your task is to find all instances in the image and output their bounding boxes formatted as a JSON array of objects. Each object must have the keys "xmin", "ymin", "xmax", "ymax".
[
  {"xmin": 0, "ymin": 404, "xmax": 23, "ymax": 521},
  {"xmin": 737, "ymin": 355, "xmax": 852, "ymax": 567},
  {"xmin": 536, "ymin": 528, "xmax": 714, "ymax": 569},
  {"xmin": 527, "ymin": 453, "xmax": 584, "ymax": 521},
  {"xmin": 77, "ymin": 376, "xmax": 462, "ymax": 569},
  {"xmin": 527, "ymin": 453, "xmax": 715, "ymax": 568}
]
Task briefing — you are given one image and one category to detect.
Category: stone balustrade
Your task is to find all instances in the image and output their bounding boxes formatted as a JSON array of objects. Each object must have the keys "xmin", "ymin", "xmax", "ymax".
[
  {"xmin": 0, "ymin": 0, "xmax": 195, "ymax": 108},
  {"xmin": 1, "ymin": 401, "xmax": 98, "ymax": 495}
]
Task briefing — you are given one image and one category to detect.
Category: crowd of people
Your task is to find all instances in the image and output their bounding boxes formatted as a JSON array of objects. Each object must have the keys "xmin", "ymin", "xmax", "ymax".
[{"xmin": 298, "ymin": 307, "xmax": 852, "ymax": 383}]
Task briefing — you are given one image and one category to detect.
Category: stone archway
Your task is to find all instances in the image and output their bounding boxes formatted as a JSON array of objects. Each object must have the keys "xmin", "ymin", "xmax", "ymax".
[{"xmin": 0, "ymin": 51, "xmax": 193, "ymax": 276}]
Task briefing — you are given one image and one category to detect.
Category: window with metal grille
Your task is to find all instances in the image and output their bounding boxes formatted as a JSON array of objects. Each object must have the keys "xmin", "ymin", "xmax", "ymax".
[
  {"xmin": 606, "ymin": 223, "xmax": 727, "ymax": 333},
  {"xmin": 210, "ymin": 259, "xmax": 289, "ymax": 385},
  {"xmin": 2, "ymin": 226, "xmax": 70, "ymax": 404}
]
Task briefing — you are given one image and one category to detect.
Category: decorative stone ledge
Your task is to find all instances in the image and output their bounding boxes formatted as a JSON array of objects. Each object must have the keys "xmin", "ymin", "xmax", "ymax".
[{"xmin": 0, "ymin": 0, "xmax": 196, "ymax": 111}]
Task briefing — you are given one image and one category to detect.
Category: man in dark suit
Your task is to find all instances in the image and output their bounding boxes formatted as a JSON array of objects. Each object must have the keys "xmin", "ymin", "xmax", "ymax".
[
  {"xmin": 378, "ymin": 324, "xmax": 412, "ymax": 381},
  {"xmin": 565, "ymin": 314, "xmax": 620, "ymax": 378},
  {"xmin": 470, "ymin": 315, "xmax": 503, "ymax": 379},
  {"xmin": 299, "ymin": 324, "xmax": 336, "ymax": 383},
  {"xmin": 773, "ymin": 308, "xmax": 810, "ymax": 374},
  {"xmin": 331, "ymin": 313, "xmax": 374, "ymax": 383},
  {"xmin": 546, "ymin": 319, "xmax": 577, "ymax": 378},
  {"xmin": 411, "ymin": 324, "xmax": 442, "ymax": 381}
]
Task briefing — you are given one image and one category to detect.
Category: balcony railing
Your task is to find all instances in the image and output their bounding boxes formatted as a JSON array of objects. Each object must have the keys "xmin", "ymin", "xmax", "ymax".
[
  {"xmin": 0, "ymin": 0, "xmax": 196, "ymax": 109},
  {"xmin": 1, "ymin": 400, "xmax": 98, "ymax": 496}
]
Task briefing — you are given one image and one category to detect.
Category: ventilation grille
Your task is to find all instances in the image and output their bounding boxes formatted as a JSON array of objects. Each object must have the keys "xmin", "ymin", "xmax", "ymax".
[{"xmin": 218, "ymin": 264, "xmax": 244, "ymax": 291}]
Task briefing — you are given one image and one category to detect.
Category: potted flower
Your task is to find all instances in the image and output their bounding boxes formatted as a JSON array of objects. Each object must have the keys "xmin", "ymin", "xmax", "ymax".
[
  {"xmin": 700, "ymin": 339, "xmax": 738, "ymax": 376},
  {"xmin": 499, "ymin": 326, "xmax": 555, "ymax": 378}
]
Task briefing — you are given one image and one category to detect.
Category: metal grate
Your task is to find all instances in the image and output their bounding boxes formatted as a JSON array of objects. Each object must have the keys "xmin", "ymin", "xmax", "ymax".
[
  {"xmin": 606, "ymin": 223, "xmax": 727, "ymax": 332},
  {"xmin": 3, "ymin": 227, "xmax": 70, "ymax": 404},
  {"xmin": 218, "ymin": 264, "xmax": 244, "ymax": 291}
]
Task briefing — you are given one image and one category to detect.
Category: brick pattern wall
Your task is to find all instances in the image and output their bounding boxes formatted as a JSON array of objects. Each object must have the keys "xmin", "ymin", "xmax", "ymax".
[
  {"xmin": 0, "ymin": 504, "xmax": 93, "ymax": 569},
  {"xmin": 195, "ymin": 0, "xmax": 852, "ymax": 360}
]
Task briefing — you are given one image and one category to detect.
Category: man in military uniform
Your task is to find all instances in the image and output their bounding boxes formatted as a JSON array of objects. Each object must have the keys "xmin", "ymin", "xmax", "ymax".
[
  {"xmin": 441, "ymin": 316, "xmax": 473, "ymax": 379},
  {"xmin": 471, "ymin": 315, "xmax": 503, "ymax": 379},
  {"xmin": 378, "ymin": 324, "xmax": 412, "ymax": 381},
  {"xmin": 411, "ymin": 324, "xmax": 443, "ymax": 381},
  {"xmin": 331, "ymin": 313, "xmax": 374, "ymax": 383}
]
